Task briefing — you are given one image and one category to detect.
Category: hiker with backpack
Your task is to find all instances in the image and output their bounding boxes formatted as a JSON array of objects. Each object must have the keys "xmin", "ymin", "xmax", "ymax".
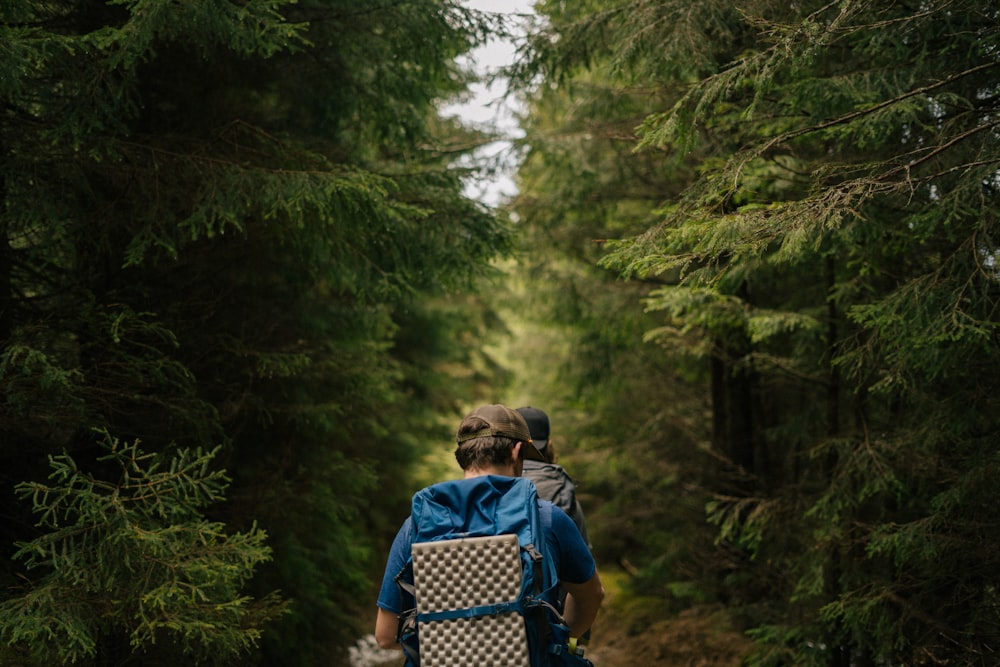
[
  {"xmin": 516, "ymin": 406, "xmax": 590, "ymax": 549},
  {"xmin": 374, "ymin": 404, "xmax": 604, "ymax": 665}
]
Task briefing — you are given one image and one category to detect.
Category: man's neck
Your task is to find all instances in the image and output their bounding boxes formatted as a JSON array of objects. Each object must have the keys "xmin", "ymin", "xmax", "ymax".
[{"xmin": 464, "ymin": 465, "xmax": 516, "ymax": 478}]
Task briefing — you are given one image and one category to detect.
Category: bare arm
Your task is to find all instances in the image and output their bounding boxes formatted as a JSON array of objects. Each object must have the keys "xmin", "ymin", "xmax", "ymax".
[
  {"xmin": 375, "ymin": 607, "xmax": 402, "ymax": 651},
  {"xmin": 561, "ymin": 570, "xmax": 605, "ymax": 637}
]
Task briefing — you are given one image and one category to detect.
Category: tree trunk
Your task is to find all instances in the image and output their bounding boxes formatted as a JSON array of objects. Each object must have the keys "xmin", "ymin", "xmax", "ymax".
[
  {"xmin": 711, "ymin": 332, "xmax": 758, "ymax": 492},
  {"xmin": 0, "ymin": 174, "xmax": 11, "ymax": 343}
]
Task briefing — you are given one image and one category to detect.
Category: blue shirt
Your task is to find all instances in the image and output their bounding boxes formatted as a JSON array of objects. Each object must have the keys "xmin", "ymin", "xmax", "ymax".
[{"xmin": 377, "ymin": 498, "xmax": 595, "ymax": 613}]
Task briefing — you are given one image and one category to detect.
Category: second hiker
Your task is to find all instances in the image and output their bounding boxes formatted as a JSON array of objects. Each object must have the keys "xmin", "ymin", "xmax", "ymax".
[{"xmin": 516, "ymin": 406, "xmax": 591, "ymax": 548}]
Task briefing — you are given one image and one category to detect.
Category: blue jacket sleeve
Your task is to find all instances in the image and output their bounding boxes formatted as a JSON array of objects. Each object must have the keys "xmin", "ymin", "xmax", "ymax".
[
  {"xmin": 548, "ymin": 505, "xmax": 596, "ymax": 585},
  {"xmin": 376, "ymin": 517, "xmax": 413, "ymax": 613}
]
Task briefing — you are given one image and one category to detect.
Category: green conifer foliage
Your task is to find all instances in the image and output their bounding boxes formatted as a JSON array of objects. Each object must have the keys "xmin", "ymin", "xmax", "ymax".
[
  {"xmin": 2, "ymin": 1, "xmax": 511, "ymax": 664},
  {"xmin": 515, "ymin": 0, "xmax": 1000, "ymax": 664},
  {"xmin": 0, "ymin": 432, "xmax": 284, "ymax": 664}
]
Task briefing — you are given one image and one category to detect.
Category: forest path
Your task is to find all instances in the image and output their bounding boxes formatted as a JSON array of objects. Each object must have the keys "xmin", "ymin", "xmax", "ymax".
[{"xmin": 584, "ymin": 604, "xmax": 752, "ymax": 667}]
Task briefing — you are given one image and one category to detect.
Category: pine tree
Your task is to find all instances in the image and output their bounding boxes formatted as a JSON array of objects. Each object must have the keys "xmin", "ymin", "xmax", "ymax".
[
  {"xmin": 0, "ymin": 433, "xmax": 283, "ymax": 665},
  {"xmin": 1, "ymin": 1, "xmax": 514, "ymax": 664},
  {"xmin": 515, "ymin": 0, "xmax": 1000, "ymax": 664}
]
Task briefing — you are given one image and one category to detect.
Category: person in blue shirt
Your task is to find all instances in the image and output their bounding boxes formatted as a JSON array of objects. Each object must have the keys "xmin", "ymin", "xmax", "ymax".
[{"xmin": 374, "ymin": 404, "xmax": 604, "ymax": 651}]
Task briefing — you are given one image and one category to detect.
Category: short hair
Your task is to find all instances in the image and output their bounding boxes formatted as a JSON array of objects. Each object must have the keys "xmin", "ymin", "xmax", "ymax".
[{"xmin": 454, "ymin": 416, "xmax": 520, "ymax": 470}]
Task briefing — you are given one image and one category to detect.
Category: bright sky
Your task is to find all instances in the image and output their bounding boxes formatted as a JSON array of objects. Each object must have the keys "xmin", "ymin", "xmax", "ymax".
[{"xmin": 439, "ymin": 0, "xmax": 536, "ymax": 206}]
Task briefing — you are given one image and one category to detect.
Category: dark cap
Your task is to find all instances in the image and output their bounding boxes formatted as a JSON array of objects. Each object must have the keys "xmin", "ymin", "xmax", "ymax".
[
  {"xmin": 516, "ymin": 407, "xmax": 550, "ymax": 457},
  {"xmin": 457, "ymin": 404, "xmax": 545, "ymax": 461}
]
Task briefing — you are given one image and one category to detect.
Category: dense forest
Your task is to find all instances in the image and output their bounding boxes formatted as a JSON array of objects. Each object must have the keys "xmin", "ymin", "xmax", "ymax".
[{"xmin": 2, "ymin": 1, "xmax": 999, "ymax": 667}]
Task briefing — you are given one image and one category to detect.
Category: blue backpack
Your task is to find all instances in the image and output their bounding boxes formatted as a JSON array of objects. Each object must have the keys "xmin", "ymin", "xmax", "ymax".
[{"xmin": 393, "ymin": 475, "xmax": 591, "ymax": 667}]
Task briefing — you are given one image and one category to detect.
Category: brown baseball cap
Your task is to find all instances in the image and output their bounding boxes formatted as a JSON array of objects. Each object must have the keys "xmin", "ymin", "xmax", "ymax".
[{"xmin": 456, "ymin": 404, "xmax": 545, "ymax": 461}]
